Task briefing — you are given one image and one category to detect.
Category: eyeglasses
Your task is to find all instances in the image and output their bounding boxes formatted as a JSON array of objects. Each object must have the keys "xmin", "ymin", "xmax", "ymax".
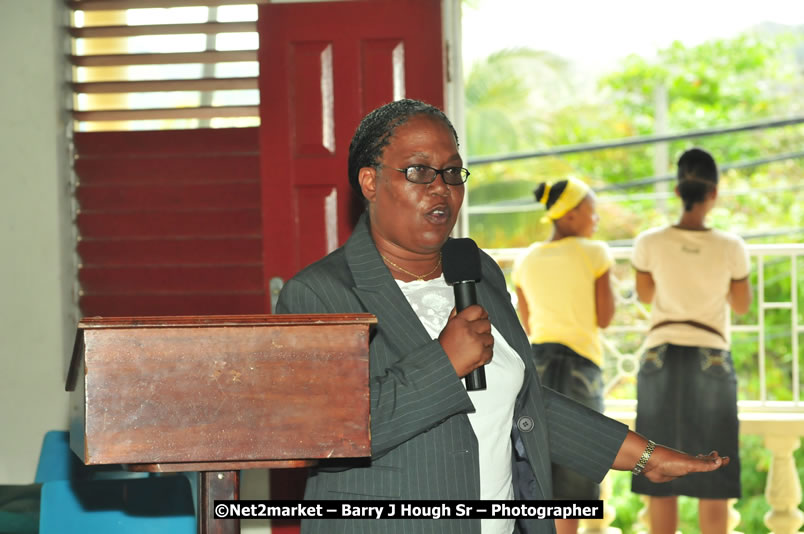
[{"xmin": 392, "ymin": 165, "xmax": 470, "ymax": 185}]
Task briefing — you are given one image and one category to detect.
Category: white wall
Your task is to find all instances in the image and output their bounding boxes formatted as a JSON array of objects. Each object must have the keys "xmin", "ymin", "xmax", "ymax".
[
  {"xmin": 0, "ymin": 0, "xmax": 464, "ymax": 508},
  {"xmin": 0, "ymin": 0, "xmax": 75, "ymax": 484}
]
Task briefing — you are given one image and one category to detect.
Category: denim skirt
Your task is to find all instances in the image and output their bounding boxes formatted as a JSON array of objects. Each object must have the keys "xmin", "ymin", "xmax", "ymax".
[
  {"xmin": 631, "ymin": 343, "xmax": 741, "ymax": 498},
  {"xmin": 532, "ymin": 343, "xmax": 603, "ymax": 500}
]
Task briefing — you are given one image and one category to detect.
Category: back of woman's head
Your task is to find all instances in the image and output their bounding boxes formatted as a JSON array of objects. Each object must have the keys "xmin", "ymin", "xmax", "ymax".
[
  {"xmin": 533, "ymin": 180, "xmax": 568, "ymax": 209},
  {"xmin": 534, "ymin": 177, "xmax": 592, "ymax": 227},
  {"xmin": 347, "ymin": 99, "xmax": 459, "ymax": 198},
  {"xmin": 677, "ymin": 148, "xmax": 718, "ymax": 211}
]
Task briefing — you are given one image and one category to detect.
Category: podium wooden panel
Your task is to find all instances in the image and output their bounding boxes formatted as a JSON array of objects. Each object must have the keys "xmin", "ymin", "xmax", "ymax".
[{"xmin": 66, "ymin": 314, "xmax": 375, "ymax": 534}]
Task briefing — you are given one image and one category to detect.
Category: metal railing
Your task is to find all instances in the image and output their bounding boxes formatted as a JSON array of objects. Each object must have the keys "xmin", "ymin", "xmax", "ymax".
[
  {"xmin": 487, "ymin": 243, "xmax": 804, "ymax": 411},
  {"xmin": 466, "ymin": 116, "xmax": 804, "ymax": 167}
]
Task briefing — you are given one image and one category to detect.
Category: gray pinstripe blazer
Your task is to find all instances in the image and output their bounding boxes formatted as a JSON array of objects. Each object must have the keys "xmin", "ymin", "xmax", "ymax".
[{"xmin": 276, "ymin": 213, "xmax": 628, "ymax": 534}]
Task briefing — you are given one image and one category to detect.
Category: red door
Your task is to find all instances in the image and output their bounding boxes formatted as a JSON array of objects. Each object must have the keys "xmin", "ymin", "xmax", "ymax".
[
  {"xmin": 259, "ymin": 0, "xmax": 445, "ymax": 286},
  {"xmin": 258, "ymin": 1, "xmax": 444, "ymax": 532}
]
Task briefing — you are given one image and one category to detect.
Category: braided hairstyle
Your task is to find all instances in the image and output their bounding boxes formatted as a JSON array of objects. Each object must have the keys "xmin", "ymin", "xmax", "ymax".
[
  {"xmin": 677, "ymin": 148, "xmax": 719, "ymax": 211},
  {"xmin": 347, "ymin": 99, "xmax": 459, "ymax": 198}
]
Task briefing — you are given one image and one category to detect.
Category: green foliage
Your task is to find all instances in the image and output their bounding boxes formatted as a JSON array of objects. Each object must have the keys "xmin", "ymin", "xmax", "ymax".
[
  {"xmin": 608, "ymin": 435, "xmax": 804, "ymax": 533},
  {"xmin": 464, "ymin": 24, "xmax": 804, "ymax": 533},
  {"xmin": 464, "ymin": 48, "xmax": 571, "ymax": 158},
  {"xmin": 602, "ymin": 34, "xmax": 801, "ymax": 128},
  {"xmin": 464, "ymin": 29, "xmax": 804, "ymax": 248},
  {"xmin": 607, "ymin": 471, "xmax": 643, "ymax": 533}
]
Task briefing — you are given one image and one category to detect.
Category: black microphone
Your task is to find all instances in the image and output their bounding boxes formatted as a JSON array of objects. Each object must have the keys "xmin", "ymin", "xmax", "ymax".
[{"xmin": 442, "ymin": 237, "xmax": 486, "ymax": 391}]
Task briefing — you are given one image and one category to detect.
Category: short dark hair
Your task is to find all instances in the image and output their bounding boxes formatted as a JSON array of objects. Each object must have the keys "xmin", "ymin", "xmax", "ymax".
[
  {"xmin": 347, "ymin": 99, "xmax": 459, "ymax": 198},
  {"xmin": 677, "ymin": 148, "xmax": 719, "ymax": 211}
]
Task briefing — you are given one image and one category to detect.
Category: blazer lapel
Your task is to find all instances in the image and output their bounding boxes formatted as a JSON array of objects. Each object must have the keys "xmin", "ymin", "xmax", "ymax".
[{"xmin": 345, "ymin": 213, "xmax": 435, "ymax": 356}]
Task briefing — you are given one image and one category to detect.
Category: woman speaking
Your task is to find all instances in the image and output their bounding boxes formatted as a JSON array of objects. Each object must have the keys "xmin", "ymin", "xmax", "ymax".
[{"xmin": 276, "ymin": 99, "xmax": 728, "ymax": 534}]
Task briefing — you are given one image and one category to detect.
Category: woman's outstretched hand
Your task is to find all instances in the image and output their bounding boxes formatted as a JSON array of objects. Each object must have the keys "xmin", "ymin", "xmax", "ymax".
[
  {"xmin": 642, "ymin": 447, "xmax": 729, "ymax": 483},
  {"xmin": 613, "ymin": 431, "xmax": 729, "ymax": 483}
]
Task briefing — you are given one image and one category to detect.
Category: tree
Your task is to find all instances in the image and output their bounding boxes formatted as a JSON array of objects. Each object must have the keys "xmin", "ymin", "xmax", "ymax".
[
  {"xmin": 465, "ymin": 29, "xmax": 804, "ymax": 248},
  {"xmin": 464, "ymin": 48, "xmax": 579, "ymax": 247}
]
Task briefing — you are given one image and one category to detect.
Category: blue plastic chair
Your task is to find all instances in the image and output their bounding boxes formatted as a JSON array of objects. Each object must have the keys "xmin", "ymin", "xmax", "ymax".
[
  {"xmin": 39, "ymin": 477, "xmax": 195, "ymax": 534},
  {"xmin": 34, "ymin": 430, "xmax": 84, "ymax": 483},
  {"xmin": 35, "ymin": 431, "xmax": 198, "ymax": 532}
]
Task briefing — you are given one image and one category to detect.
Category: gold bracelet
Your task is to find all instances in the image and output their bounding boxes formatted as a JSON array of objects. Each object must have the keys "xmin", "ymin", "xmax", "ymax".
[{"xmin": 632, "ymin": 440, "xmax": 656, "ymax": 476}]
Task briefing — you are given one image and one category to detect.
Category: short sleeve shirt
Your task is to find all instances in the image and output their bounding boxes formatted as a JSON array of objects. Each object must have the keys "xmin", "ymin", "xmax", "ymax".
[
  {"xmin": 512, "ymin": 238, "xmax": 612, "ymax": 366},
  {"xmin": 632, "ymin": 226, "xmax": 750, "ymax": 350}
]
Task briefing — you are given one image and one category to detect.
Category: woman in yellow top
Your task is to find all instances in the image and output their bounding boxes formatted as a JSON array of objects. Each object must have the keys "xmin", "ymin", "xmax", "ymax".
[{"xmin": 512, "ymin": 177, "xmax": 615, "ymax": 534}]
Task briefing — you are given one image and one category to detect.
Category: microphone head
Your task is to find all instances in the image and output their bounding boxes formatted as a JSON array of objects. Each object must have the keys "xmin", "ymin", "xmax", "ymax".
[{"xmin": 442, "ymin": 238, "xmax": 482, "ymax": 284}]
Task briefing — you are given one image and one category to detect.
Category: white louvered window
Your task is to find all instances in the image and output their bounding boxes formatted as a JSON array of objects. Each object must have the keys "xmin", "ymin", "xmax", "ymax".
[{"xmin": 68, "ymin": 0, "xmax": 263, "ymax": 131}]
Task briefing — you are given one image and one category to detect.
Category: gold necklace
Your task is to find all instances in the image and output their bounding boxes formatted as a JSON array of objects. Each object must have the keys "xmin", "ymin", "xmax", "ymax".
[{"xmin": 380, "ymin": 253, "xmax": 442, "ymax": 281}]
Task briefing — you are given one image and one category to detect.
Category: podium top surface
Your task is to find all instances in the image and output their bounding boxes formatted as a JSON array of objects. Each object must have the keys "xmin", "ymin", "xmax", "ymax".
[
  {"xmin": 77, "ymin": 313, "xmax": 377, "ymax": 329},
  {"xmin": 67, "ymin": 313, "xmax": 377, "ymax": 392}
]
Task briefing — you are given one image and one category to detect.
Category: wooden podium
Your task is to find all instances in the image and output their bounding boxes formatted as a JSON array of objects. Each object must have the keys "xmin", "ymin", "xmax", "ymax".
[{"xmin": 66, "ymin": 314, "xmax": 376, "ymax": 534}]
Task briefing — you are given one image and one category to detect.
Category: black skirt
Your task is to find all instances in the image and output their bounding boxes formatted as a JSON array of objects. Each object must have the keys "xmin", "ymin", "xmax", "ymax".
[
  {"xmin": 532, "ymin": 343, "xmax": 604, "ymax": 500},
  {"xmin": 631, "ymin": 343, "xmax": 741, "ymax": 498}
]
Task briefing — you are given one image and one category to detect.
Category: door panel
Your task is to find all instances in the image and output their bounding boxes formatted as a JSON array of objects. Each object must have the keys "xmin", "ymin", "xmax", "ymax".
[
  {"xmin": 259, "ymin": 0, "xmax": 444, "ymax": 285},
  {"xmin": 361, "ymin": 39, "xmax": 407, "ymax": 112},
  {"xmin": 258, "ymin": 2, "xmax": 444, "ymax": 532}
]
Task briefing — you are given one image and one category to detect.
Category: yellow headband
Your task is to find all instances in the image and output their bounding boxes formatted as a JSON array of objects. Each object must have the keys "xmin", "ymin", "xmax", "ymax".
[{"xmin": 541, "ymin": 177, "xmax": 591, "ymax": 223}]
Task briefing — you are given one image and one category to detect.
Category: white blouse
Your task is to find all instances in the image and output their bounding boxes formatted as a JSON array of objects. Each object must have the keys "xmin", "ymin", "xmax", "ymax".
[{"xmin": 396, "ymin": 275, "xmax": 525, "ymax": 534}]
